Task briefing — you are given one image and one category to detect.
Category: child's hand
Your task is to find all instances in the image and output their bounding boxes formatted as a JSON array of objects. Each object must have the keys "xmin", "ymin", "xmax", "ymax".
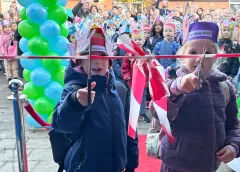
[
  {"xmin": 179, "ymin": 69, "xmax": 201, "ymax": 93},
  {"xmin": 76, "ymin": 82, "xmax": 96, "ymax": 106},
  {"xmin": 216, "ymin": 146, "xmax": 235, "ymax": 163}
]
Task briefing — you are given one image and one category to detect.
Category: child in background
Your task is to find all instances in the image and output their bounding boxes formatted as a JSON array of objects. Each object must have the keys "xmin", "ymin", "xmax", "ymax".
[
  {"xmin": 151, "ymin": 22, "xmax": 240, "ymax": 172},
  {"xmin": 0, "ymin": 23, "xmax": 4, "ymax": 74},
  {"xmin": 11, "ymin": 22, "xmax": 17, "ymax": 32},
  {"xmin": 0, "ymin": 20, "xmax": 17, "ymax": 81},
  {"xmin": 218, "ymin": 20, "xmax": 240, "ymax": 82},
  {"xmin": 3, "ymin": 13, "xmax": 10, "ymax": 20},
  {"xmin": 145, "ymin": 18, "xmax": 164, "ymax": 52},
  {"xmin": 121, "ymin": 29, "xmax": 151, "ymax": 123},
  {"xmin": 152, "ymin": 22, "xmax": 180, "ymax": 79},
  {"xmin": 204, "ymin": 14, "xmax": 213, "ymax": 22},
  {"xmin": 143, "ymin": 24, "xmax": 151, "ymax": 49}
]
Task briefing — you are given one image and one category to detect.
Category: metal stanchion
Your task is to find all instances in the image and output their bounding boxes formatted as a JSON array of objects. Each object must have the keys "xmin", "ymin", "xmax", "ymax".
[{"xmin": 7, "ymin": 79, "xmax": 28, "ymax": 172}]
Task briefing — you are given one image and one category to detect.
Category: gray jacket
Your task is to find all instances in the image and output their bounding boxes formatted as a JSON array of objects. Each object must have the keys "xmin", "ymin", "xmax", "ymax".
[{"xmin": 158, "ymin": 66, "xmax": 240, "ymax": 172}]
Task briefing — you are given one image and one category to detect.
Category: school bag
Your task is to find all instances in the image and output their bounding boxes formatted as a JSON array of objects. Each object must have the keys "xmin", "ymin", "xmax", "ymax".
[
  {"xmin": 49, "ymin": 80, "xmax": 128, "ymax": 172},
  {"xmin": 146, "ymin": 81, "xmax": 230, "ymax": 159}
]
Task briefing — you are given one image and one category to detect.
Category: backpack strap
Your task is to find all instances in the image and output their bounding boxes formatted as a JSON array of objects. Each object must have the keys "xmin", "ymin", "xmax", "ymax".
[{"xmin": 219, "ymin": 81, "xmax": 230, "ymax": 105}]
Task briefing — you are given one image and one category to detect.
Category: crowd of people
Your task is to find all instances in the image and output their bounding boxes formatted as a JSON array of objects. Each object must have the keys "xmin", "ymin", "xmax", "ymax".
[{"xmin": 0, "ymin": 0, "xmax": 239, "ymax": 172}]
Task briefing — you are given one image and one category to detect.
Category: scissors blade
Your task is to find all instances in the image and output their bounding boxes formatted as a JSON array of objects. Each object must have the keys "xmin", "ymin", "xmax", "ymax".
[{"xmin": 196, "ymin": 43, "xmax": 207, "ymax": 90}]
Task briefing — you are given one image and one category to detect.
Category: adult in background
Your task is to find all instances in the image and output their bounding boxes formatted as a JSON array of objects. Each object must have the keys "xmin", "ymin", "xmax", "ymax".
[
  {"xmin": 72, "ymin": 0, "xmax": 90, "ymax": 18},
  {"xmin": 160, "ymin": 0, "xmax": 171, "ymax": 19},
  {"xmin": 90, "ymin": 5, "xmax": 98, "ymax": 16}
]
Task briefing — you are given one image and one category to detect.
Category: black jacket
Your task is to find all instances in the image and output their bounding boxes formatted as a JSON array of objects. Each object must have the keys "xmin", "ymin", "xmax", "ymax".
[{"xmin": 218, "ymin": 39, "xmax": 240, "ymax": 78}]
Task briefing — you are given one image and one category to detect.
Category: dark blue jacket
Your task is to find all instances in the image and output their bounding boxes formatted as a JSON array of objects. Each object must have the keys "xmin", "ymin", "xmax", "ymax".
[{"xmin": 52, "ymin": 67, "xmax": 128, "ymax": 172}]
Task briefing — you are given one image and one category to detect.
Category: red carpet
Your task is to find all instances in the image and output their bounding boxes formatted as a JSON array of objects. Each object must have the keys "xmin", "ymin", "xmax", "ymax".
[{"xmin": 136, "ymin": 135, "xmax": 161, "ymax": 172}]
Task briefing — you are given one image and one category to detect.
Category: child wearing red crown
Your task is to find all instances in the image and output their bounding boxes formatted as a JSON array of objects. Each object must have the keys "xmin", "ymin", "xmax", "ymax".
[
  {"xmin": 52, "ymin": 26, "xmax": 138, "ymax": 172},
  {"xmin": 121, "ymin": 29, "xmax": 151, "ymax": 123},
  {"xmin": 152, "ymin": 22, "xmax": 180, "ymax": 79}
]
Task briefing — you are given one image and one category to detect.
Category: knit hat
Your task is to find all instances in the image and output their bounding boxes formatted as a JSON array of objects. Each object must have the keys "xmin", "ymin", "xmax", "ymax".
[
  {"xmin": 185, "ymin": 22, "xmax": 219, "ymax": 43},
  {"xmin": 131, "ymin": 29, "xmax": 144, "ymax": 39}
]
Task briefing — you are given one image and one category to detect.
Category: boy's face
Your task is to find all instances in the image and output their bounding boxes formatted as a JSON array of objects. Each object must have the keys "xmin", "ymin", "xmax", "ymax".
[
  {"xmin": 11, "ymin": 23, "xmax": 17, "ymax": 31},
  {"xmin": 144, "ymin": 31, "xmax": 151, "ymax": 40},
  {"xmin": 81, "ymin": 58, "xmax": 109, "ymax": 76},
  {"xmin": 163, "ymin": 25, "xmax": 174, "ymax": 41},
  {"xmin": 132, "ymin": 36, "xmax": 144, "ymax": 48},
  {"xmin": 126, "ymin": 12, "xmax": 131, "ymax": 18},
  {"xmin": 204, "ymin": 15, "xmax": 213, "ymax": 22},
  {"xmin": 4, "ymin": 13, "xmax": 10, "ymax": 19}
]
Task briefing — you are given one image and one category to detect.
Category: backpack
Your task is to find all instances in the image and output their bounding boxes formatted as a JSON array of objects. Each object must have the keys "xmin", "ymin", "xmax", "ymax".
[
  {"xmin": 49, "ymin": 81, "xmax": 128, "ymax": 172},
  {"xmin": 146, "ymin": 81, "xmax": 230, "ymax": 159}
]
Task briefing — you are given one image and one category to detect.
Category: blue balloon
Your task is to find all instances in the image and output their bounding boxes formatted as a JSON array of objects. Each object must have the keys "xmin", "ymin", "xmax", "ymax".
[
  {"xmin": 19, "ymin": 38, "xmax": 29, "ymax": 53},
  {"xmin": 18, "ymin": 0, "xmax": 39, "ymax": 8},
  {"xmin": 40, "ymin": 20, "xmax": 60, "ymax": 40},
  {"xmin": 26, "ymin": 3, "xmax": 47, "ymax": 24},
  {"xmin": 61, "ymin": 59, "xmax": 69, "ymax": 67},
  {"xmin": 49, "ymin": 36, "xmax": 69, "ymax": 55},
  {"xmin": 26, "ymin": 114, "xmax": 48, "ymax": 128},
  {"xmin": 20, "ymin": 59, "xmax": 42, "ymax": 71},
  {"xmin": 44, "ymin": 82, "xmax": 63, "ymax": 101},
  {"xmin": 31, "ymin": 67, "xmax": 51, "ymax": 87},
  {"xmin": 57, "ymin": 0, "xmax": 68, "ymax": 7},
  {"xmin": 22, "ymin": 52, "xmax": 34, "ymax": 56},
  {"xmin": 29, "ymin": 100, "xmax": 35, "ymax": 107}
]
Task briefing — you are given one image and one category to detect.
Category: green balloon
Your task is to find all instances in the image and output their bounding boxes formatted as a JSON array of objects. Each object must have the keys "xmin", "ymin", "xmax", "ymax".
[
  {"xmin": 60, "ymin": 24, "xmax": 69, "ymax": 37},
  {"xmin": 39, "ymin": 0, "xmax": 57, "ymax": 8},
  {"xmin": 23, "ymin": 69, "xmax": 31, "ymax": 82},
  {"xmin": 23, "ymin": 82, "xmax": 44, "ymax": 100},
  {"xmin": 52, "ymin": 66, "xmax": 65, "ymax": 86},
  {"xmin": 42, "ymin": 59, "xmax": 62, "ymax": 72},
  {"xmin": 48, "ymin": 5, "xmax": 68, "ymax": 25},
  {"xmin": 45, "ymin": 52, "xmax": 59, "ymax": 56},
  {"xmin": 34, "ymin": 97, "xmax": 54, "ymax": 114},
  {"xmin": 18, "ymin": 20, "xmax": 40, "ymax": 39},
  {"xmin": 238, "ymin": 110, "xmax": 240, "ymax": 118},
  {"xmin": 47, "ymin": 113, "xmax": 53, "ymax": 124},
  {"xmin": 237, "ymin": 97, "xmax": 240, "ymax": 107},
  {"xmin": 20, "ymin": 8, "xmax": 27, "ymax": 20},
  {"xmin": 28, "ymin": 36, "xmax": 49, "ymax": 55}
]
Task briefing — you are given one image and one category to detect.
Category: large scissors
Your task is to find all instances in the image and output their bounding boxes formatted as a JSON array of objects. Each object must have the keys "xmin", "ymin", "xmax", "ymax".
[{"xmin": 196, "ymin": 43, "xmax": 207, "ymax": 90}]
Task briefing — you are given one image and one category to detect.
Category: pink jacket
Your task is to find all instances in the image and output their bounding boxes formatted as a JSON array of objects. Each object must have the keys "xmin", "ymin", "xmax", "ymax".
[{"xmin": 0, "ymin": 32, "xmax": 17, "ymax": 56}]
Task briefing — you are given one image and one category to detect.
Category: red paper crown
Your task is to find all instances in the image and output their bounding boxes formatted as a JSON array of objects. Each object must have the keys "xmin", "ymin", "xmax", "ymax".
[
  {"xmin": 164, "ymin": 22, "xmax": 176, "ymax": 32},
  {"xmin": 143, "ymin": 24, "xmax": 151, "ymax": 32}
]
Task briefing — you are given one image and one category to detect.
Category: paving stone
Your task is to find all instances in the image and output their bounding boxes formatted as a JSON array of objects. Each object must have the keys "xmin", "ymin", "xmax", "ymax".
[
  {"xmin": 0, "ymin": 160, "xmax": 38, "ymax": 172},
  {"xmin": 32, "ymin": 161, "xmax": 58, "ymax": 172},
  {"xmin": 0, "ymin": 161, "xmax": 6, "ymax": 168},
  {"xmin": 0, "ymin": 130, "xmax": 16, "ymax": 139},
  {"xmin": 0, "ymin": 149, "xmax": 33, "ymax": 162},
  {"xmin": 0, "ymin": 139, "xmax": 18, "ymax": 149},
  {"xmin": 28, "ymin": 149, "xmax": 53, "ymax": 161},
  {"xmin": 26, "ymin": 138, "xmax": 51, "ymax": 149}
]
